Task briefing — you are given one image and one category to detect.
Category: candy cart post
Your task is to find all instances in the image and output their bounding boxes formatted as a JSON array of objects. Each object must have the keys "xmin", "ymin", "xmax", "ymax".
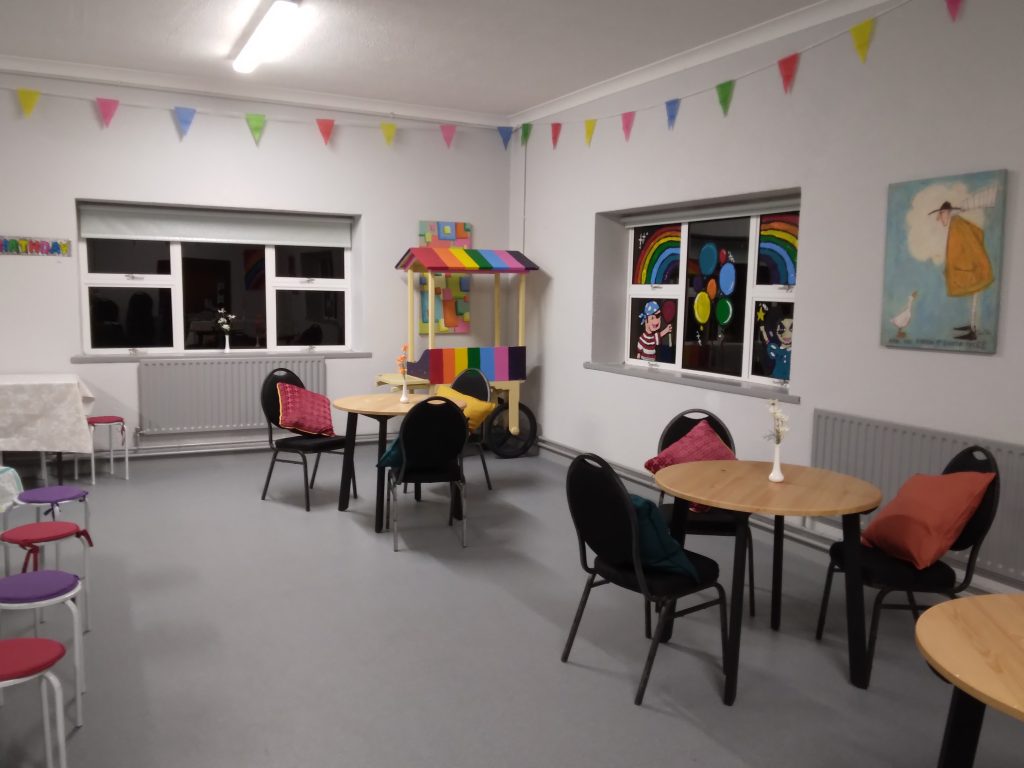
[{"xmin": 388, "ymin": 246, "xmax": 539, "ymax": 458}]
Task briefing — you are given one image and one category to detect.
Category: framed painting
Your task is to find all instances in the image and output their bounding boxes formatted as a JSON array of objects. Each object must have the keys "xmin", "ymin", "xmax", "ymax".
[{"xmin": 881, "ymin": 170, "xmax": 1006, "ymax": 354}]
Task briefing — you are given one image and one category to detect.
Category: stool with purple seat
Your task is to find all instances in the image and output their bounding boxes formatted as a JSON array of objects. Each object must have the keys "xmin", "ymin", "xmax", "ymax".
[{"xmin": 0, "ymin": 570, "xmax": 84, "ymax": 727}]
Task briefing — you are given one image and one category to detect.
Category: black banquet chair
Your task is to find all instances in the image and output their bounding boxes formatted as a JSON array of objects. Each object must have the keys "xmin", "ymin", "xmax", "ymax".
[
  {"xmin": 450, "ymin": 367, "xmax": 493, "ymax": 491},
  {"xmin": 259, "ymin": 367, "xmax": 356, "ymax": 511},
  {"xmin": 815, "ymin": 445, "xmax": 1000, "ymax": 679},
  {"xmin": 386, "ymin": 396, "xmax": 468, "ymax": 551},
  {"xmin": 561, "ymin": 453, "xmax": 728, "ymax": 706},
  {"xmin": 656, "ymin": 409, "xmax": 756, "ymax": 617}
]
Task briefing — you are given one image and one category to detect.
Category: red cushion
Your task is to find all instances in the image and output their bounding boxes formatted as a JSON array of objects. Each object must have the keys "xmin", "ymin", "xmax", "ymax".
[
  {"xmin": 861, "ymin": 471, "xmax": 996, "ymax": 569},
  {"xmin": 87, "ymin": 415, "xmax": 124, "ymax": 425},
  {"xmin": 277, "ymin": 383, "xmax": 335, "ymax": 436},
  {"xmin": 0, "ymin": 521, "xmax": 81, "ymax": 546},
  {"xmin": 0, "ymin": 638, "xmax": 66, "ymax": 681},
  {"xmin": 644, "ymin": 419, "xmax": 736, "ymax": 475}
]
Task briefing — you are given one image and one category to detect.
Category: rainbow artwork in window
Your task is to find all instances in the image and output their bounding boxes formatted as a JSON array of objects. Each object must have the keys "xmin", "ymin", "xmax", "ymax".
[
  {"xmin": 757, "ymin": 212, "xmax": 798, "ymax": 286},
  {"xmin": 631, "ymin": 224, "xmax": 681, "ymax": 285}
]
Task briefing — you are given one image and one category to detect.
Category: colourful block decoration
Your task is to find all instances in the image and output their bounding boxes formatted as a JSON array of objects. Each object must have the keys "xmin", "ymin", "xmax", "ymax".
[
  {"xmin": 419, "ymin": 220, "xmax": 473, "ymax": 248},
  {"xmin": 407, "ymin": 346, "xmax": 527, "ymax": 384},
  {"xmin": 419, "ymin": 273, "xmax": 471, "ymax": 335}
]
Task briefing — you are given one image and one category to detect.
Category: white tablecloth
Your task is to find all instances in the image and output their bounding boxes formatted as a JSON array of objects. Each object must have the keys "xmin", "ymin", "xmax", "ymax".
[{"xmin": 0, "ymin": 374, "xmax": 95, "ymax": 453}]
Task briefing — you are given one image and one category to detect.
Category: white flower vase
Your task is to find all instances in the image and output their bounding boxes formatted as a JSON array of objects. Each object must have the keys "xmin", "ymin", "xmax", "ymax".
[
  {"xmin": 224, "ymin": 334, "xmax": 231, "ymax": 352},
  {"xmin": 399, "ymin": 378, "xmax": 409, "ymax": 403},
  {"xmin": 769, "ymin": 443, "xmax": 784, "ymax": 483}
]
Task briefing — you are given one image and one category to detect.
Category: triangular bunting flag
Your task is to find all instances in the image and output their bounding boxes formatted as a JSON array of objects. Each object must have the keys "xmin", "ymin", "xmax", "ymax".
[
  {"xmin": 246, "ymin": 113, "xmax": 266, "ymax": 145},
  {"xmin": 173, "ymin": 107, "xmax": 196, "ymax": 138},
  {"xmin": 850, "ymin": 19, "xmax": 875, "ymax": 63},
  {"xmin": 381, "ymin": 122, "xmax": 397, "ymax": 146},
  {"xmin": 551, "ymin": 123, "xmax": 562, "ymax": 149},
  {"xmin": 17, "ymin": 89, "xmax": 40, "ymax": 117},
  {"xmin": 96, "ymin": 98, "xmax": 119, "ymax": 127},
  {"xmin": 946, "ymin": 0, "xmax": 963, "ymax": 21},
  {"xmin": 778, "ymin": 53, "xmax": 800, "ymax": 94},
  {"xmin": 440, "ymin": 124, "xmax": 456, "ymax": 148},
  {"xmin": 316, "ymin": 118, "xmax": 335, "ymax": 146},
  {"xmin": 716, "ymin": 81, "xmax": 735, "ymax": 116},
  {"xmin": 665, "ymin": 99, "xmax": 681, "ymax": 130},
  {"xmin": 520, "ymin": 123, "xmax": 532, "ymax": 146},
  {"xmin": 584, "ymin": 119, "xmax": 597, "ymax": 147},
  {"xmin": 498, "ymin": 126, "xmax": 513, "ymax": 149},
  {"xmin": 621, "ymin": 111, "xmax": 635, "ymax": 142}
]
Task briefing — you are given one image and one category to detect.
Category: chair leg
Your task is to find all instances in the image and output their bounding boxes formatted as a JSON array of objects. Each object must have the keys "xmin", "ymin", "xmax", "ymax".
[
  {"xmin": 906, "ymin": 591, "xmax": 921, "ymax": 621},
  {"xmin": 261, "ymin": 450, "xmax": 279, "ymax": 500},
  {"xmin": 391, "ymin": 472, "xmax": 400, "ymax": 552},
  {"xmin": 636, "ymin": 601, "xmax": 672, "ymax": 706},
  {"xmin": 300, "ymin": 454, "xmax": 310, "ymax": 512},
  {"xmin": 866, "ymin": 588, "xmax": 890, "ymax": 676},
  {"xmin": 89, "ymin": 425, "xmax": 96, "ymax": 486},
  {"xmin": 644, "ymin": 599, "xmax": 652, "ymax": 639},
  {"xmin": 716, "ymin": 584, "xmax": 729, "ymax": 671},
  {"xmin": 478, "ymin": 447, "xmax": 493, "ymax": 491},
  {"xmin": 561, "ymin": 574, "xmax": 596, "ymax": 663},
  {"xmin": 458, "ymin": 481, "xmax": 466, "ymax": 547},
  {"xmin": 310, "ymin": 453, "xmax": 322, "ymax": 489},
  {"xmin": 746, "ymin": 534, "xmax": 756, "ymax": 618},
  {"xmin": 815, "ymin": 563, "xmax": 837, "ymax": 640}
]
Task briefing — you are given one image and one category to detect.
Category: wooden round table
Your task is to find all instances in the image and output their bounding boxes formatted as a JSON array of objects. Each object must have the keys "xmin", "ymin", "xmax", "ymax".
[
  {"xmin": 332, "ymin": 393, "xmax": 465, "ymax": 533},
  {"xmin": 916, "ymin": 594, "xmax": 1024, "ymax": 767},
  {"xmin": 654, "ymin": 460, "xmax": 881, "ymax": 704}
]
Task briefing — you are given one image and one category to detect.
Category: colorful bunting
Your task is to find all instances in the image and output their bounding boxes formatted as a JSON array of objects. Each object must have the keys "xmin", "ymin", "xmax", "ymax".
[
  {"xmin": 246, "ymin": 113, "xmax": 266, "ymax": 145},
  {"xmin": 550, "ymin": 122, "xmax": 561, "ymax": 149},
  {"xmin": 584, "ymin": 119, "xmax": 597, "ymax": 147},
  {"xmin": 850, "ymin": 19, "xmax": 875, "ymax": 63},
  {"xmin": 520, "ymin": 123, "xmax": 532, "ymax": 146},
  {"xmin": 665, "ymin": 99, "xmax": 681, "ymax": 129},
  {"xmin": 498, "ymin": 126, "xmax": 514, "ymax": 149},
  {"xmin": 778, "ymin": 53, "xmax": 800, "ymax": 94},
  {"xmin": 381, "ymin": 122, "xmax": 396, "ymax": 146},
  {"xmin": 716, "ymin": 81, "xmax": 735, "ymax": 116},
  {"xmin": 621, "ymin": 111, "xmax": 635, "ymax": 142},
  {"xmin": 17, "ymin": 89, "xmax": 40, "ymax": 117},
  {"xmin": 95, "ymin": 98, "xmax": 119, "ymax": 127},
  {"xmin": 946, "ymin": 0, "xmax": 963, "ymax": 21},
  {"xmin": 316, "ymin": 118, "xmax": 335, "ymax": 145},
  {"xmin": 173, "ymin": 107, "xmax": 196, "ymax": 138},
  {"xmin": 440, "ymin": 123, "xmax": 456, "ymax": 148}
]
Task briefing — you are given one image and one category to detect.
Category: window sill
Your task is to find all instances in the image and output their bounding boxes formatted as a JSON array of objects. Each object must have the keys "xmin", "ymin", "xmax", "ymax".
[
  {"xmin": 70, "ymin": 350, "xmax": 373, "ymax": 364},
  {"xmin": 583, "ymin": 361, "xmax": 800, "ymax": 404}
]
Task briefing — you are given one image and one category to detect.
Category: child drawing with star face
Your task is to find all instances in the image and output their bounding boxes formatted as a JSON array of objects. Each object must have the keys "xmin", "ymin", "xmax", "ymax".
[
  {"xmin": 635, "ymin": 301, "xmax": 673, "ymax": 361},
  {"xmin": 758, "ymin": 305, "xmax": 793, "ymax": 380}
]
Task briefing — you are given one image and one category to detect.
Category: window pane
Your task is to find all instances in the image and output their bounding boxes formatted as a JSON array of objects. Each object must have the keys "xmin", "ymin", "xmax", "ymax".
[
  {"xmin": 276, "ymin": 290, "xmax": 345, "ymax": 346},
  {"xmin": 628, "ymin": 297, "xmax": 678, "ymax": 363},
  {"xmin": 756, "ymin": 211, "xmax": 799, "ymax": 286},
  {"xmin": 88, "ymin": 287, "xmax": 172, "ymax": 348},
  {"xmin": 182, "ymin": 243, "xmax": 267, "ymax": 349},
  {"xmin": 752, "ymin": 301, "xmax": 794, "ymax": 381},
  {"xmin": 275, "ymin": 246, "xmax": 345, "ymax": 279},
  {"xmin": 631, "ymin": 224, "xmax": 681, "ymax": 285},
  {"xmin": 86, "ymin": 239, "xmax": 170, "ymax": 274},
  {"xmin": 681, "ymin": 218, "xmax": 748, "ymax": 377}
]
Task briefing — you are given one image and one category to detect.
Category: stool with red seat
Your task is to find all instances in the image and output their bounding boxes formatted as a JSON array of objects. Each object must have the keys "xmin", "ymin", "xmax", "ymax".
[
  {"xmin": 74, "ymin": 414, "xmax": 129, "ymax": 485},
  {"xmin": 0, "ymin": 637, "xmax": 69, "ymax": 768}
]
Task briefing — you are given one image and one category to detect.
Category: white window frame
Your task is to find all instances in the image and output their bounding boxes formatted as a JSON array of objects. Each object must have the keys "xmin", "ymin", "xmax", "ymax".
[
  {"xmin": 265, "ymin": 244, "xmax": 352, "ymax": 351},
  {"xmin": 624, "ymin": 222, "xmax": 687, "ymax": 372}
]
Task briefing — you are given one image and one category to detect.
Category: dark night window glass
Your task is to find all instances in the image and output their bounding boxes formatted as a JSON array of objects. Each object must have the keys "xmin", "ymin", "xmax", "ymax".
[
  {"xmin": 86, "ymin": 239, "xmax": 170, "ymax": 274},
  {"xmin": 88, "ymin": 287, "xmax": 172, "ymax": 348},
  {"xmin": 182, "ymin": 243, "xmax": 266, "ymax": 349},
  {"xmin": 276, "ymin": 290, "xmax": 345, "ymax": 346},
  {"xmin": 275, "ymin": 246, "xmax": 344, "ymax": 279}
]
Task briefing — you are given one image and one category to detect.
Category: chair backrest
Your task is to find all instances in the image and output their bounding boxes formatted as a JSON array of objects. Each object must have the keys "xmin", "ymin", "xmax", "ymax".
[
  {"xmin": 398, "ymin": 397, "xmax": 468, "ymax": 471},
  {"xmin": 565, "ymin": 453, "xmax": 638, "ymax": 569},
  {"xmin": 658, "ymin": 409, "xmax": 735, "ymax": 453},
  {"xmin": 945, "ymin": 445, "xmax": 1000, "ymax": 552},
  {"xmin": 450, "ymin": 368, "xmax": 491, "ymax": 402},
  {"xmin": 260, "ymin": 367, "xmax": 304, "ymax": 431}
]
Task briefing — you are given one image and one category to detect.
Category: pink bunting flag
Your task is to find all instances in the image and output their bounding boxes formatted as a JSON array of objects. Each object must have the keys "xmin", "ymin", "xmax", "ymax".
[
  {"xmin": 778, "ymin": 53, "xmax": 800, "ymax": 94},
  {"xmin": 551, "ymin": 122, "xmax": 562, "ymax": 149},
  {"xmin": 440, "ymin": 124, "xmax": 456, "ymax": 148},
  {"xmin": 316, "ymin": 118, "xmax": 335, "ymax": 146},
  {"xmin": 621, "ymin": 111, "xmax": 635, "ymax": 142},
  {"xmin": 96, "ymin": 98, "xmax": 120, "ymax": 127},
  {"xmin": 946, "ymin": 0, "xmax": 963, "ymax": 21}
]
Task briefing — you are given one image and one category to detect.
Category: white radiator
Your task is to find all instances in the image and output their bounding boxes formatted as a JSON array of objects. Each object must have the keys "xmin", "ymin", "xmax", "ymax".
[
  {"xmin": 138, "ymin": 357, "xmax": 326, "ymax": 435},
  {"xmin": 812, "ymin": 409, "xmax": 1024, "ymax": 585}
]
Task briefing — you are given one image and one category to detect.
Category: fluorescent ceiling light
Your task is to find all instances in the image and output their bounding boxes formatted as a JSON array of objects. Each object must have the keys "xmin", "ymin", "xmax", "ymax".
[{"xmin": 233, "ymin": 0, "xmax": 306, "ymax": 74}]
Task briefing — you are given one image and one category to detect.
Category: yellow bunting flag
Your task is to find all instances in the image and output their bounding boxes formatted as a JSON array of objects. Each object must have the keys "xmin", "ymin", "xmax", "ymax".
[
  {"xmin": 584, "ymin": 119, "xmax": 597, "ymax": 147},
  {"xmin": 17, "ymin": 89, "xmax": 40, "ymax": 117},
  {"xmin": 381, "ymin": 122, "xmax": 397, "ymax": 146},
  {"xmin": 850, "ymin": 19, "xmax": 875, "ymax": 63}
]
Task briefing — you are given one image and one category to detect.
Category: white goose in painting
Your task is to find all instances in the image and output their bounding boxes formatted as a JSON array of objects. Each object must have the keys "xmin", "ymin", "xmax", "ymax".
[{"xmin": 891, "ymin": 291, "xmax": 917, "ymax": 338}]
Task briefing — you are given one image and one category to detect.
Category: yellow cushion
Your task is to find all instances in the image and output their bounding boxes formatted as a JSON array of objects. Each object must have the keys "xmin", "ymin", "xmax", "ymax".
[{"xmin": 435, "ymin": 384, "xmax": 496, "ymax": 432}]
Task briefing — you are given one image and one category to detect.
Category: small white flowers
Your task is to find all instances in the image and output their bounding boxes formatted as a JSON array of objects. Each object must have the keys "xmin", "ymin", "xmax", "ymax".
[
  {"xmin": 766, "ymin": 399, "xmax": 789, "ymax": 445},
  {"xmin": 216, "ymin": 307, "xmax": 236, "ymax": 334}
]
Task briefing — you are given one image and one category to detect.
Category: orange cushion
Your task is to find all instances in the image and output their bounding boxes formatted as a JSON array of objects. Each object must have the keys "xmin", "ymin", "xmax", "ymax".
[{"xmin": 861, "ymin": 472, "xmax": 995, "ymax": 569}]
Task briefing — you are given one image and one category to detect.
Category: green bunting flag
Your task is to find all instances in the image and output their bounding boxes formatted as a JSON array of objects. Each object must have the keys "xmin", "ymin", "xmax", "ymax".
[
  {"xmin": 716, "ymin": 81, "xmax": 735, "ymax": 116},
  {"xmin": 246, "ymin": 113, "xmax": 266, "ymax": 145},
  {"xmin": 520, "ymin": 123, "xmax": 532, "ymax": 146}
]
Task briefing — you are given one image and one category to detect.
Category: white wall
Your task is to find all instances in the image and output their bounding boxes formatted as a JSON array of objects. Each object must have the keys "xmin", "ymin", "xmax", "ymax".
[
  {"xmin": 0, "ymin": 75, "xmax": 510, "ymax": 439},
  {"xmin": 511, "ymin": 0, "xmax": 1024, "ymax": 470}
]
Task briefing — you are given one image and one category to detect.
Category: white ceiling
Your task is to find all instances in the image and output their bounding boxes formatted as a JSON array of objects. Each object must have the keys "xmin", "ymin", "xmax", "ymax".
[{"xmin": 0, "ymin": 0, "xmax": 879, "ymax": 120}]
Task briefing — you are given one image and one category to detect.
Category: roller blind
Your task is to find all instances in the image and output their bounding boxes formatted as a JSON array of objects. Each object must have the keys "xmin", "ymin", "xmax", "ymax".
[
  {"xmin": 618, "ymin": 189, "xmax": 801, "ymax": 229},
  {"xmin": 78, "ymin": 202, "xmax": 352, "ymax": 248}
]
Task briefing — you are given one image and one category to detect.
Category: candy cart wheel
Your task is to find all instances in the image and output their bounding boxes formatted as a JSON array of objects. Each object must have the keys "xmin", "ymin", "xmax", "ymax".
[{"xmin": 483, "ymin": 402, "xmax": 538, "ymax": 459}]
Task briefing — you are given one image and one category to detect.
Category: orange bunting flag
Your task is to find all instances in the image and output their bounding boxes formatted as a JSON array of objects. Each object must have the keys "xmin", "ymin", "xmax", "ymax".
[
  {"xmin": 96, "ymin": 98, "xmax": 119, "ymax": 127},
  {"xmin": 850, "ymin": 19, "xmax": 875, "ymax": 63},
  {"xmin": 584, "ymin": 119, "xmax": 597, "ymax": 147},
  {"xmin": 316, "ymin": 118, "xmax": 335, "ymax": 145},
  {"xmin": 381, "ymin": 122, "xmax": 397, "ymax": 146},
  {"xmin": 17, "ymin": 89, "xmax": 40, "ymax": 117},
  {"xmin": 551, "ymin": 122, "xmax": 561, "ymax": 149},
  {"xmin": 621, "ymin": 111, "xmax": 635, "ymax": 142},
  {"xmin": 440, "ymin": 123, "xmax": 456, "ymax": 148},
  {"xmin": 778, "ymin": 53, "xmax": 800, "ymax": 93}
]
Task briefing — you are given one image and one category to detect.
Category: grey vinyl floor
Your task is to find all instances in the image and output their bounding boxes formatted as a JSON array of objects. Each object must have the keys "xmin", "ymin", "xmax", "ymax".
[{"xmin": 1, "ymin": 448, "xmax": 1022, "ymax": 768}]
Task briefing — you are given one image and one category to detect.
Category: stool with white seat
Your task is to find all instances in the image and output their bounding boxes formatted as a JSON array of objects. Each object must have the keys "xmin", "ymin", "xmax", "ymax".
[
  {"xmin": 0, "ymin": 637, "xmax": 69, "ymax": 768},
  {"xmin": 74, "ymin": 414, "xmax": 129, "ymax": 484}
]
